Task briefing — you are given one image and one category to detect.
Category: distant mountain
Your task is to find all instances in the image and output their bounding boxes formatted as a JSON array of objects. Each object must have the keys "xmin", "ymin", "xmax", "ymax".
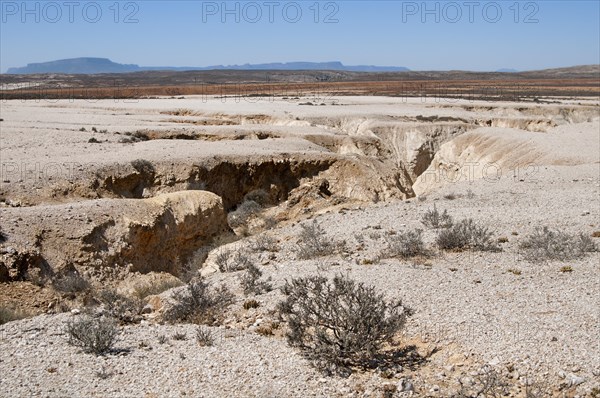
[
  {"xmin": 6, "ymin": 58, "xmax": 410, "ymax": 74},
  {"xmin": 496, "ymin": 68, "xmax": 518, "ymax": 73},
  {"xmin": 7, "ymin": 58, "xmax": 140, "ymax": 74}
]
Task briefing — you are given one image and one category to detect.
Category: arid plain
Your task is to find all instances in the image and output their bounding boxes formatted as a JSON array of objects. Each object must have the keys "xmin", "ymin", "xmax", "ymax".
[{"xmin": 0, "ymin": 78, "xmax": 599, "ymax": 397}]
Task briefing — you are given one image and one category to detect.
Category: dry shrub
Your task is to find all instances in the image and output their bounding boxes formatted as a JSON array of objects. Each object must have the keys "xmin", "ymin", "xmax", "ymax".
[
  {"xmin": 65, "ymin": 315, "xmax": 118, "ymax": 355},
  {"xmin": 0, "ymin": 305, "xmax": 27, "ymax": 325},
  {"xmin": 519, "ymin": 226, "xmax": 597, "ymax": 261},
  {"xmin": 385, "ymin": 229, "xmax": 428, "ymax": 258},
  {"xmin": 421, "ymin": 205, "xmax": 453, "ymax": 229},
  {"xmin": 277, "ymin": 274, "xmax": 413, "ymax": 375},
  {"xmin": 295, "ymin": 220, "xmax": 344, "ymax": 259},
  {"xmin": 96, "ymin": 289, "xmax": 144, "ymax": 325},
  {"xmin": 436, "ymin": 219, "xmax": 500, "ymax": 252},
  {"xmin": 164, "ymin": 277, "xmax": 234, "ymax": 325},
  {"xmin": 240, "ymin": 263, "xmax": 272, "ymax": 295}
]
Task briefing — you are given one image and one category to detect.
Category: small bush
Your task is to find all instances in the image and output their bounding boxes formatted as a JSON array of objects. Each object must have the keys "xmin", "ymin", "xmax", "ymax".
[
  {"xmin": 164, "ymin": 277, "xmax": 234, "ymax": 325},
  {"xmin": 172, "ymin": 332, "xmax": 187, "ymax": 341},
  {"xmin": 295, "ymin": 220, "xmax": 340, "ymax": 259},
  {"xmin": 157, "ymin": 335, "xmax": 167, "ymax": 344},
  {"xmin": 215, "ymin": 248, "xmax": 252, "ymax": 273},
  {"xmin": 64, "ymin": 315, "xmax": 118, "ymax": 355},
  {"xmin": 88, "ymin": 137, "xmax": 100, "ymax": 144},
  {"xmin": 421, "ymin": 205, "xmax": 453, "ymax": 229},
  {"xmin": 51, "ymin": 270, "xmax": 90, "ymax": 295},
  {"xmin": 227, "ymin": 200, "xmax": 262, "ymax": 228},
  {"xmin": 436, "ymin": 219, "xmax": 500, "ymax": 252},
  {"xmin": 456, "ymin": 365, "xmax": 509, "ymax": 398},
  {"xmin": 243, "ymin": 299, "xmax": 260, "ymax": 310},
  {"xmin": 96, "ymin": 289, "xmax": 143, "ymax": 324},
  {"xmin": 79, "ymin": 127, "xmax": 87, "ymax": 132},
  {"xmin": 0, "ymin": 306, "xmax": 27, "ymax": 325},
  {"xmin": 277, "ymin": 274, "xmax": 413, "ymax": 375},
  {"xmin": 240, "ymin": 263, "xmax": 272, "ymax": 295},
  {"xmin": 251, "ymin": 234, "xmax": 279, "ymax": 252},
  {"xmin": 385, "ymin": 229, "xmax": 427, "ymax": 258},
  {"xmin": 196, "ymin": 327, "xmax": 214, "ymax": 346},
  {"xmin": 519, "ymin": 226, "xmax": 597, "ymax": 261},
  {"xmin": 131, "ymin": 159, "xmax": 154, "ymax": 174}
]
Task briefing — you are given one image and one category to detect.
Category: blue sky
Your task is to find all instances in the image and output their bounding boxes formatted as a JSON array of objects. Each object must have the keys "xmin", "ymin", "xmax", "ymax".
[{"xmin": 1, "ymin": 0, "xmax": 599, "ymax": 73}]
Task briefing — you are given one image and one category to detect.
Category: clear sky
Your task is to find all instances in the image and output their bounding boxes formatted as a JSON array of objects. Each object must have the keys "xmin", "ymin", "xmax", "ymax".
[{"xmin": 1, "ymin": 0, "xmax": 599, "ymax": 73}]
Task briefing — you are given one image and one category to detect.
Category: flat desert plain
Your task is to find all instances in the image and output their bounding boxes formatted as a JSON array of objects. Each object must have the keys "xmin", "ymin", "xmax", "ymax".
[{"xmin": 0, "ymin": 95, "xmax": 599, "ymax": 397}]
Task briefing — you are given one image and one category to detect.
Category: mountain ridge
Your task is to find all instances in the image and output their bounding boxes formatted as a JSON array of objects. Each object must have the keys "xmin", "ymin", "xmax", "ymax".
[{"xmin": 6, "ymin": 57, "xmax": 410, "ymax": 74}]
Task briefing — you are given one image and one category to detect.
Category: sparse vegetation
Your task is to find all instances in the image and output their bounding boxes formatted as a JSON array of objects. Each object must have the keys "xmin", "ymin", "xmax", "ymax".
[
  {"xmin": 497, "ymin": 237, "xmax": 509, "ymax": 243},
  {"xmin": 456, "ymin": 365, "xmax": 509, "ymax": 398},
  {"xmin": 519, "ymin": 226, "xmax": 597, "ymax": 261},
  {"xmin": 64, "ymin": 315, "xmax": 118, "ymax": 355},
  {"xmin": 560, "ymin": 265, "xmax": 573, "ymax": 273},
  {"xmin": 131, "ymin": 158, "xmax": 154, "ymax": 174},
  {"xmin": 157, "ymin": 335, "xmax": 167, "ymax": 344},
  {"xmin": 227, "ymin": 200, "xmax": 262, "ymax": 229},
  {"xmin": 215, "ymin": 248, "xmax": 252, "ymax": 273},
  {"xmin": 0, "ymin": 305, "xmax": 27, "ymax": 325},
  {"xmin": 436, "ymin": 219, "xmax": 500, "ymax": 252},
  {"xmin": 443, "ymin": 192, "xmax": 458, "ymax": 200},
  {"xmin": 87, "ymin": 137, "xmax": 100, "ymax": 143},
  {"xmin": 164, "ymin": 277, "xmax": 234, "ymax": 325},
  {"xmin": 592, "ymin": 231, "xmax": 600, "ymax": 238},
  {"xmin": 240, "ymin": 263, "xmax": 272, "ymax": 295},
  {"xmin": 196, "ymin": 327, "xmax": 214, "ymax": 346},
  {"xmin": 295, "ymin": 220, "xmax": 342, "ymax": 259},
  {"xmin": 243, "ymin": 299, "xmax": 260, "ymax": 310},
  {"xmin": 172, "ymin": 332, "xmax": 187, "ymax": 341},
  {"xmin": 421, "ymin": 205, "xmax": 453, "ymax": 229},
  {"xmin": 250, "ymin": 234, "xmax": 279, "ymax": 252},
  {"xmin": 385, "ymin": 229, "xmax": 428, "ymax": 258},
  {"xmin": 96, "ymin": 289, "xmax": 143, "ymax": 325},
  {"xmin": 524, "ymin": 375, "xmax": 552, "ymax": 398},
  {"xmin": 51, "ymin": 270, "xmax": 90, "ymax": 295},
  {"xmin": 277, "ymin": 274, "xmax": 413, "ymax": 375}
]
